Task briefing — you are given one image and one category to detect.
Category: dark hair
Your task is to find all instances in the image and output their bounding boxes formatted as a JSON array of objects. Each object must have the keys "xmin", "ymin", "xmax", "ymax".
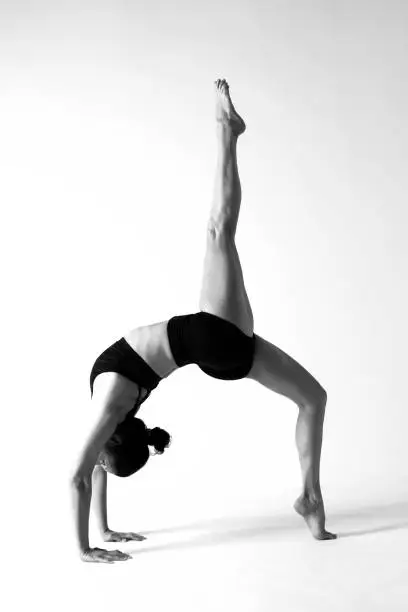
[
  {"xmin": 99, "ymin": 417, "xmax": 171, "ymax": 478},
  {"xmin": 147, "ymin": 426, "xmax": 172, "ymax": 454}
]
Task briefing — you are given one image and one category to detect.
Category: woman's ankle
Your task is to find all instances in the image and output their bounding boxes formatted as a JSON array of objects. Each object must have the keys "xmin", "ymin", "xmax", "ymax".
[{"xmin": 302, "ymin": 486, "xmax": 322, "ymax": 503}]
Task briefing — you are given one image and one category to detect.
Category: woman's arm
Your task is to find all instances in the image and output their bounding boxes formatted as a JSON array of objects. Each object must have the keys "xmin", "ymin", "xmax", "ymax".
[
  {"xmin": 71, "ymin": 480, "xmax": 92, "ymax": 553},
  {"xmin": 91, "ymin": 464, "xmax": 109, "ymax": 535},
  {"xmin": 91, "ymin": 463, "xmax": 148, "ymax": 545},
  {"xmin": 70, "ymin": 401, "xmax": 128, "ymax": 557}
]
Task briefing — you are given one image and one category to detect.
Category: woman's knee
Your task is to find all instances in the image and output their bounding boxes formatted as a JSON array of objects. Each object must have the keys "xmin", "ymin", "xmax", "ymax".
[
  {"xmin": 247, "ymin": 334, "xmax": 328, "ymax": 409},
  {"xmin": 302, "ymin": 384, "xmax": 327, "ymax": 412}
]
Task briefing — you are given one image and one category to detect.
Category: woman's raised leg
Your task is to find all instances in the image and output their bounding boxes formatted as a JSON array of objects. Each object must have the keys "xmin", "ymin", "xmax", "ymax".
[{"xmin": 199, "ymin": 79, "xmax": 254, "ymax": 336}]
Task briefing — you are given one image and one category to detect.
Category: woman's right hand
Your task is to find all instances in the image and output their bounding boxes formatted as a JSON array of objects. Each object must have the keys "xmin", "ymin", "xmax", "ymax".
[{"xmin": 81, "ymin": 547, "xmax": 132, "ymax": 563}]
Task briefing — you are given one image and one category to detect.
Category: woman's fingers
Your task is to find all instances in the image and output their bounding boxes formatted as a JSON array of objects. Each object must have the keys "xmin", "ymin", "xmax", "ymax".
[
  {"xmin": 90, "ymin": 547, "xmax": 132, "ymax": 562},
  {"xmin": 121, "ymin": 532, "xmax": 146, "ymax": 541},
  {"xmin": 108, "ymin": 549, "xmax": 131, "ymax": 560},
  {"xmin": 114, "ymin": 550, "xmax": 132, "ymax": 559},
  {"xmin": 104, "ymin": 530, "xmax": 146, "ymax": 542}
]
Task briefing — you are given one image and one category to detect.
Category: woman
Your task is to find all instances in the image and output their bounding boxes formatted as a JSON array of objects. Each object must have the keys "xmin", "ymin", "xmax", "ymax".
[{"xmin": 71, "ymin": 79, "xmax": 337, "ymax": 564}]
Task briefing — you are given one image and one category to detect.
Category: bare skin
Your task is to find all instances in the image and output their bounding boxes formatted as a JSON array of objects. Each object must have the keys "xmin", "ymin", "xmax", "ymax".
[
  {"xmin": 214, "ymin": 79, "xmax": 336, "ymax": 541},
  {"xmin": 294, "ymin": 494, "xmax": 336, "ymax": 540},
  {"xmin": 215, "ymin": 79, "xmax": 246, "ymax": 136}
]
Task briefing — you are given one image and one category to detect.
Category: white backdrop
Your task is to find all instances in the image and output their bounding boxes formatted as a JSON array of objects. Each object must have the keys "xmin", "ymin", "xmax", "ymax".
[{"xmin": 2, "ymin": 0, "xmax": 407, "ymax": 607}]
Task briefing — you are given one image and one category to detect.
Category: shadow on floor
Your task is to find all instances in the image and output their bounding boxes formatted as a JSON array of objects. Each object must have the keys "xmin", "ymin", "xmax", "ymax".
[
  {"xmin": 125, "ymin": 500, "xmax": 408, "ymax": 555},
  {"xmin": 332, "ymin": 500, "xmax": 408, "ymax": 538}
]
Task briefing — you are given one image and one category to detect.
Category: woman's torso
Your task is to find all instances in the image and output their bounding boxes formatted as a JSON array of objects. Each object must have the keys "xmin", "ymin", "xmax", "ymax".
[
  {"xmin": 93, "ymin": 313, "xmax": 254, "ymax": 411},
  {"xmin": 123, "ymin": 319, "xmax": 179, "ymax": 380}
]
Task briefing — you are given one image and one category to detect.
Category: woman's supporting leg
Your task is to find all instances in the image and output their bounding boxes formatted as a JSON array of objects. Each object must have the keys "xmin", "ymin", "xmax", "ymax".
[
  {"xmin": 295, "ymin": 400, "xmax": 326, "ymax": 499},
  {"xmin": 246, "ymin": 334, "xmax": 337, "ymax": 540},
  {"xmin": 293, "ymin": 396, "xmax": 337, "ymax": 541}
]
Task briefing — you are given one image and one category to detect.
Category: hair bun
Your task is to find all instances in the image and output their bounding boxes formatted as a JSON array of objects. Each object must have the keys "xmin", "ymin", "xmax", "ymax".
[{"xmin": 148, "ymin": 427, "xmax": 171, "ymax": 454}]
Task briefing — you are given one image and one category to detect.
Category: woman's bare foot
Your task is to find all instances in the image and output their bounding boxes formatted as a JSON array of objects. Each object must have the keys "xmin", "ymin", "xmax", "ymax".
[
  {"xmin": 294, "ymin": 494, "xmax": 337, "ymax": 541},
  {"xmin": 214, "ymin": 78, "xmax": 246, "ymax": 136}
]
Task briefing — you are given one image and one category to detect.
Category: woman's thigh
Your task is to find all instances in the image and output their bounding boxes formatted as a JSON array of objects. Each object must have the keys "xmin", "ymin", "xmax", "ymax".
[
  {"xmin": 246, "ymin": 334, "xmax": 327, "ymax": 408},
  {"xmin": 199, "ymin": 230, "xmax": 254, "ymax": 337}
]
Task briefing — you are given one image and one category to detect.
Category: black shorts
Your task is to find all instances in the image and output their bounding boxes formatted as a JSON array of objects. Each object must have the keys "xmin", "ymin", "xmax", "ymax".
[
  {"xmin": 167, "ymin": 311, "xmax": 256, "ymax": 380},
  {"xmin": 89, "ymin": 311, "xmax": 255, "ymax": 408}
]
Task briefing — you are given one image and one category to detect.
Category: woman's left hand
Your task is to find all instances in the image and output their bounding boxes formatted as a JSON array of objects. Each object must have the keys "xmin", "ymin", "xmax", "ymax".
[{"xmin": 103, "ymin": 529, "xmax": 147, "ymax": 542}]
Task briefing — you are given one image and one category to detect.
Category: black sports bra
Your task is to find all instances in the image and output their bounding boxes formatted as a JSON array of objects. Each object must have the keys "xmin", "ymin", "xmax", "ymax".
[{"xmin": 127, "ymin": 386, "xmax": 151, "ymax": 418}]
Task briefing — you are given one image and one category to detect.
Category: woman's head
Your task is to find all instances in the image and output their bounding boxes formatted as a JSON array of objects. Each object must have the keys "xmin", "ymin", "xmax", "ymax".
[{"xmin": 98, "ymin": 417, "xmax": 171, "ymax": 477}]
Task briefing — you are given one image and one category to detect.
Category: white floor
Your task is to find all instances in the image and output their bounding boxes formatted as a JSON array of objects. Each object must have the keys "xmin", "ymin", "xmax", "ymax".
[{"xmin": 21, "ymin": 496, "xmax": 408, "ymax": 612}]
